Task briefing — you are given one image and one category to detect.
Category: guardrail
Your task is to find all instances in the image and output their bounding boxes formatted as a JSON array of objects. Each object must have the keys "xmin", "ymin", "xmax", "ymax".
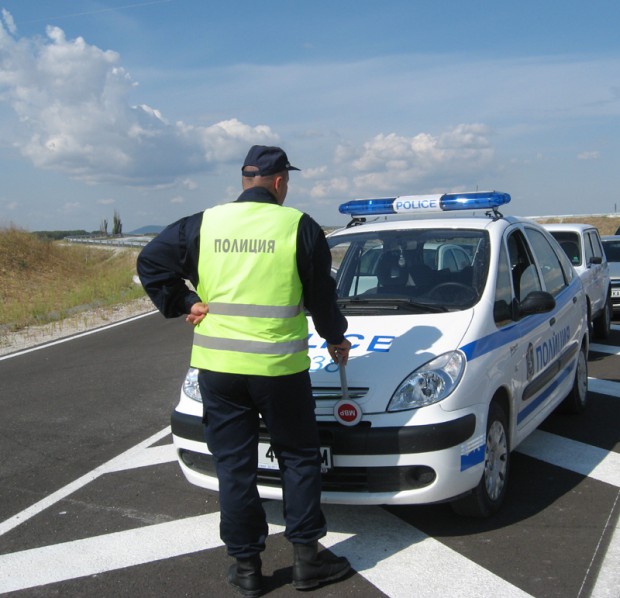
[{"xmin": 65, "ymin": 236, "xmax": 152, "ymax": 248}]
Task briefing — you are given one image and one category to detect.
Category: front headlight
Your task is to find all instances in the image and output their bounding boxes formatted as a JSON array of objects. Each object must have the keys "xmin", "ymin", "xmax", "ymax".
[
  {"xmin": 183, "ymin": 367, "xmax": 202, "ymax": 402},
  {"xmin": 387, "ymin": 351, "xmax": 465, "ymax": 411}
]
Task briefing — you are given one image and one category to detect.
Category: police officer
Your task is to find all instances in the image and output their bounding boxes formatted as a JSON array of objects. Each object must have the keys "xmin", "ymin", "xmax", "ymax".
[{"xmin": 137, "ymin": 145, "xmax": 352, "ymax": 596}]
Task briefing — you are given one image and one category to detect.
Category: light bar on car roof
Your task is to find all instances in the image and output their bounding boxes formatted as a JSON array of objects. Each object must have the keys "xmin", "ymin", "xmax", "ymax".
[{"xmin": 338, "ymin": 191, "xmax": 511, "ymax": 216}]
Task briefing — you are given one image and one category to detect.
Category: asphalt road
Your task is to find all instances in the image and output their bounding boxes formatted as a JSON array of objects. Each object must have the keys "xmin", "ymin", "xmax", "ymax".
[{"xmin": 0, "ymin": 313, "xmax": 618, "ymax": 597}]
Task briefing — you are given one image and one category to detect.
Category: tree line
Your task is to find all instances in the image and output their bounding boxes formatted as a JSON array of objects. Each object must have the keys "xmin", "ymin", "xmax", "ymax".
[{"xmin": 33, "ymin": 211, "xmax": 124, "ymax": 241}]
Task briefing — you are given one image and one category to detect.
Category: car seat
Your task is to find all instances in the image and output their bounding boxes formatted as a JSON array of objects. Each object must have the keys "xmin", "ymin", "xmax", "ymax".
[{"xmin": 376, "ymin": 250, "xmax": 409, "ymax": 293}]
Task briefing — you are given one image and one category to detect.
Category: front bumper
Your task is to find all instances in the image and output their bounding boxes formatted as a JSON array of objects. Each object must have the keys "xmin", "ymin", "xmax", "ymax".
[
  {"xmin": 610, "ymin": 279, "xmax": 620, "ymax": 312},
  {"xmin": 171, "ymin": 409, "xmax": 482, "ymax": 505}
]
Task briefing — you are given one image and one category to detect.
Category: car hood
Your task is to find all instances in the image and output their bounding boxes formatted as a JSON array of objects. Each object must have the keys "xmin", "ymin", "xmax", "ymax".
[
  {"xmin": 308, "ymin": 310, "xmax": 474, "ymax": 414},
  {"xmin": 607, "ymin": 261, "xmax": 620, "ymax": 279}
]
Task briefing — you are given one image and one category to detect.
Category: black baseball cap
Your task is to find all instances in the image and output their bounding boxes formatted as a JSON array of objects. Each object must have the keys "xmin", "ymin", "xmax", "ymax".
[{"xmin": 242, "ymin": 145, "xmax": 300, "ymax": 177}]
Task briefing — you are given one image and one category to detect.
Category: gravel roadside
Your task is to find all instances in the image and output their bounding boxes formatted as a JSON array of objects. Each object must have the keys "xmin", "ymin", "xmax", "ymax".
[{"xmin": 0, "ymin": 296, "xmax": 156, "ymax": 357}]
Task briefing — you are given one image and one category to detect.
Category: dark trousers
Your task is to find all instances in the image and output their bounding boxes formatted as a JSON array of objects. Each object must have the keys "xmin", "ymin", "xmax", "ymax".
[{"xmin": 198, "ymin": 369, "xmax": 327, "ymax": 559}]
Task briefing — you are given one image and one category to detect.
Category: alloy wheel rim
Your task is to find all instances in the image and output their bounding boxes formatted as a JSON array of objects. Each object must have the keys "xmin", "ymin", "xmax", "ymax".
[{"xmin": 485, "ymin": 420, "xmax": 508, "ymax": 501}]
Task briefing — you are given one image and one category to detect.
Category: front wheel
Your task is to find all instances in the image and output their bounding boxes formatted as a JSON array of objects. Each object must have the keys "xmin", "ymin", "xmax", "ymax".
[
  {"xmin": 451, "ymin": 402, "xmax": 510, "ymax": 518},
  {"xmin": 558, "ymin": 344, "xmax": 588, "ymax": 414}
]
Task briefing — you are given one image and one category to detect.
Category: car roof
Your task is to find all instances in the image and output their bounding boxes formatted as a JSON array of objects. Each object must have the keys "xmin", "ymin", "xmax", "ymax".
[
  {"xmin": 601, "ymin": 235, "xmax": 620, "ymax": 241},
  {"xmin": 542, "ymin": 223, "xmax": 599, "ymax": 233},
  {"xmin": 328, "ymin": 214, "xmax": 525, "ymax": 237}
]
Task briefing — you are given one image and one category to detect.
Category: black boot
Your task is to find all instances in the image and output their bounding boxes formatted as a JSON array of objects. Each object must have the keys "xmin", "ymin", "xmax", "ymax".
[
  {"xmin": 227, "ymin": 554, "xmax": 263, "ymax": 597},
  {"xmin": 292, "ymin": 542, "xmax": 351, "ymax": 590}
]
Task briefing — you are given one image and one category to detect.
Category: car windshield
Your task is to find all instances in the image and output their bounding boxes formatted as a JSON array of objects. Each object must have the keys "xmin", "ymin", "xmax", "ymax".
[
  {"xmin": 602, "ymin": 239, "xmax": 620, "ymax": 262},
  {"xmin": 329, "ymin": 228, "xmax": 490, "ymax": 312}
]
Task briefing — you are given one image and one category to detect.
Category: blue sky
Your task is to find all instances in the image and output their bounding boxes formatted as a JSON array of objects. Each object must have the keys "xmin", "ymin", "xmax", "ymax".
[{"xmin": 1, "ymin": 0, "xmax": 619, "ymax": 232}]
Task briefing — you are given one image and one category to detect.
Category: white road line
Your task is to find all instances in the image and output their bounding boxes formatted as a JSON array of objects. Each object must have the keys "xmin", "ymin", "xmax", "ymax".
[
  {"xmin": 590, "ymin": 343, "xmax": 620, "ymax": 356},
  {"xmin": 518, "ymin": 430, "xmax": 620, "ymax": 488},
  {"xmin": 589, "ymin": 490, "xmax": 620, "ymax": 598},
  {"xmin": 0, "ymin": 426, "xmax": 172, "ymax": 537},
  {"xmin": 588, "ymin": 377, "xmax": 620, "ymax": 398},
  {"xmin": 0, "ymin": 311, "xmax": 157, "ymax": 361},
  {"xmin": 0, "ymin": 512, "xmax": 247, "ymax": 593},
  {"xmin": 0, "ymin": 502, "xmax": 533, "ymax": 597},
  {"xmin": 275, "ymin": 502, "xmax": 534, "ymax": 598},
  {"xmin": 104, "ymin": 442, "xmax": 176, "ymax": 473}
]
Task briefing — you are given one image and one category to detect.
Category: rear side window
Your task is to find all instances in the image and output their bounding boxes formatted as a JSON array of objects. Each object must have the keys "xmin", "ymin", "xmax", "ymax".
[
  {"xmin": 525, "ymin": 228, "xmax": 570, "ymax": 296},
  {"xmin": 549, "ymin": 231, "xmax": 581, "ymax": 266}
]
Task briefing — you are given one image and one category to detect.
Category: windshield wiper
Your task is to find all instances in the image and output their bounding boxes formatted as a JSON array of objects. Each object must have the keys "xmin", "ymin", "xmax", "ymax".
[{"xmin": 338, "ymin": 296, "xmax": 448, "ymax": 313}]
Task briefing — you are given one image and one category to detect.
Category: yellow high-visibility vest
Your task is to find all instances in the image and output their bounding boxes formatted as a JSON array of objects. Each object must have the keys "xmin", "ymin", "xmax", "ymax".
[{"xmin": 191, "ymin": 202, "xmax": 309, "ymax": 376}]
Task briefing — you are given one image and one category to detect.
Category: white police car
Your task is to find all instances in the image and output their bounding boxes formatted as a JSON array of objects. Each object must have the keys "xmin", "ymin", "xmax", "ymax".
[{"xmin": 171, "ymin": 192, "xmax": 589, "ymax": 517}]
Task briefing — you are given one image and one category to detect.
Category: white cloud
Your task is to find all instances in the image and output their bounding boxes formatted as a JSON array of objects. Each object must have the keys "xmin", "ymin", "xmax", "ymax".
[
  {"xmin": 1, "ymin": 8, "xmax": 16, "ymax": 35},
  {"xmin": 198, "ymin": 118, "xmax": 279, "ymax": 162},
  {"xmin": 181, "ymin": 178, "xmax": 198, "ymax": 190},
  {"xmin": 97, "ymin": 198, "xmax": 116, "ymax": 205},
  {"xmin": 308, "ymin": 123, "xmax": 495, "ymax": 198},
  {"xmin": 170, "ymin": 195, "xmax": 185, "ymax": 204},
  {"xmin": 0, "ymin": 14, "xmax": 278, "ymax": 187},
  {"xmin": 309, "ymin": 177, "xmax": 350, "ymax": 199},
  {"xmin": 301, "ymin": 166, "xmax": 328, "ymax": 179},
  {"xmin": 577, "ymin": 151, "xmax": 600, "ymax": 160}
]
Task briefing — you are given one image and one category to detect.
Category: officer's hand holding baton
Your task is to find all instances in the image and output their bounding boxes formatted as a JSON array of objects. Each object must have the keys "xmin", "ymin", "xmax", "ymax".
[{"xmin": 327, "ymin": 338, "xmax": 351, "ymax": 365}]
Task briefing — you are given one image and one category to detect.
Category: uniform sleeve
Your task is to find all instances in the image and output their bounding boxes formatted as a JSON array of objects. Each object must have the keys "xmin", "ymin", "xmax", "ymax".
[
  {"xmin": 136, "ymin": 212, "xmax": 203, "ymax": 318},
  {"xmin": 297, "ymin": 214, "xmax": 348, "ymax": 344}
]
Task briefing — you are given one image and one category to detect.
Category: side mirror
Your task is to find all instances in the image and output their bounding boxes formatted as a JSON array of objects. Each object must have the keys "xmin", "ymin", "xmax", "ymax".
[
  {"xmin": 519, "ymin": 291, "xmax": 556, "ymax": 316},
  {"xmin": 589, "ymin": 256, "xmax": 602, "ymax": 265}
]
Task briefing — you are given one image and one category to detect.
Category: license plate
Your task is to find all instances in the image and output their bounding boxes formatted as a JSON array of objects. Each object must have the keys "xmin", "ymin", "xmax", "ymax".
[
  {"xmin": 258, "ymin": 443, "xmax": 333, "ymax": 472},
  {"xmin": 611, "ymin": 289, "xmax": 620, "ymax": 298}
]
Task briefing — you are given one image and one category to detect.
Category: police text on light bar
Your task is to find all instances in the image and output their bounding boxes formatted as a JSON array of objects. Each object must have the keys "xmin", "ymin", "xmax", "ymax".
[{"xmin": 338, "ymin": 191, "xmax": 511, "ymax": 217}]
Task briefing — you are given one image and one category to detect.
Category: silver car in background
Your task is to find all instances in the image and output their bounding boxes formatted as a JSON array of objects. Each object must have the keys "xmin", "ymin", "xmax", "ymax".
[
  {"xmin": 543, "ymin": 223, "xmax": 612, "ymax": 338},
  {"xmin": 601, "ymin": 235, "xmax": 620, "ymax": 316}
]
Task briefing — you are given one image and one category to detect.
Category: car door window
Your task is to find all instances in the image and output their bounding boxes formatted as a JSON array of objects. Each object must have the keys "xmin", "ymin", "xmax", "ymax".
[
  {"xmin": 584, "ymin": 232, "xmax": 595, "ymax": 265},
  {"xmin": 507, "ymin": 230, "xmax": 542, "ymax": 303},
  {"xmin": 588, "ymin": 231, "xmax": 604, "ymax": 262},
  {"xmin": 494, "ymin": 241, "xmax": 514, "ymax": 326},
  {"xmin": 525, "ymin": 228, "xmax": 569, "ymax": 296}
]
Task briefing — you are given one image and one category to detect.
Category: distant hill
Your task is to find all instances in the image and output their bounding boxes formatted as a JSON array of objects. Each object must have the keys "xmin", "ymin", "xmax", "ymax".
[{"xmin": 128, "ymin": 225, "xmax": 165, "ymax": 235}]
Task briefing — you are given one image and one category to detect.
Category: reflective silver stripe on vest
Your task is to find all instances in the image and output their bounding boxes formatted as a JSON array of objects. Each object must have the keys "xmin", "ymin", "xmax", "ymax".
[
  {"xmin": 194, "ymin": 334, "xmax": 308, "ymax": 355},
  {"xmin": 207, "ymin": 302, "xmax": 303, "ymax": 318}
]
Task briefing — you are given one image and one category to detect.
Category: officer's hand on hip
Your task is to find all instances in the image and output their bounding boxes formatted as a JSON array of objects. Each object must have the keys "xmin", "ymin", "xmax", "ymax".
[
  {"xmin": 328, "ymin": 338, "xmax": 352, "ymax": 365},
  {"xmin": 186, "ymin": 302, "xmax": 209, "ymax": 325}
]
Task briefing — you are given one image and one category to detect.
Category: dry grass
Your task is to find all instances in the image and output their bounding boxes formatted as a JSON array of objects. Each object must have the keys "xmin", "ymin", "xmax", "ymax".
[
  {"xmin": 0, "ymin": 227, "xmax": 145, "ymax": 332},
  {"xmin": 2, "ymin": 213, "xmax": 618, "ymax": 333}
]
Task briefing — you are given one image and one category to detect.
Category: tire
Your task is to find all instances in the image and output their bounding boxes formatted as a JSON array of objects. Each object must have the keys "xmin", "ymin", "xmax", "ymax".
[
  {"xmin": 559, "ymin": 343, "xmax": 588, "ymax": 414},
  {"xmin": 451, "ymin": 402, "xmax": 510, "ymax": 518},
  {"xmin": 592, "ymin": 296, "xmax": 611, "ymax": 339}
]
